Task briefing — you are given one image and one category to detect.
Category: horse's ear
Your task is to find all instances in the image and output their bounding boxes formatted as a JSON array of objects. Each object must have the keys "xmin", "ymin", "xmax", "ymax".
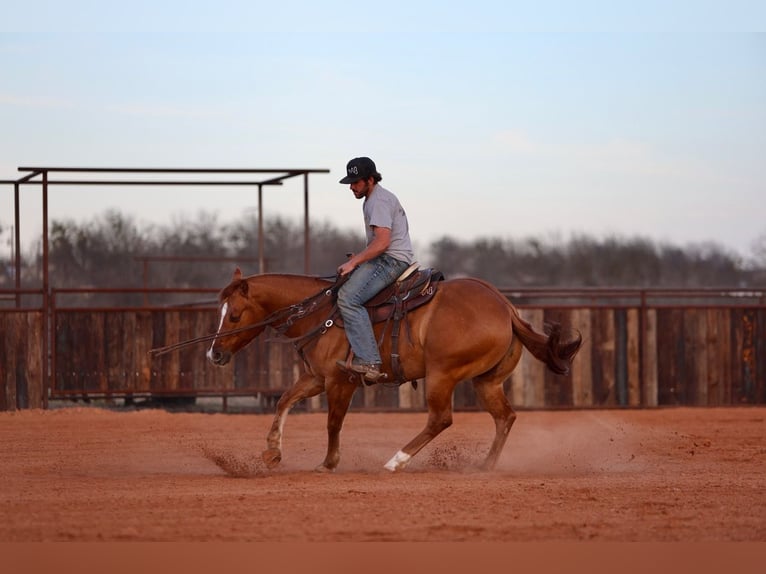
[{"xmin": 234, "ymin": 267, "xmax": 249, "ymax": 296}]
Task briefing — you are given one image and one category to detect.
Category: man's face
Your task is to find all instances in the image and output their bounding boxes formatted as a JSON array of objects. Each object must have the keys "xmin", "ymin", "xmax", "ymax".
[{"xmin": 350, "ymin": 177, "xmax": 373, "ymax": 199}]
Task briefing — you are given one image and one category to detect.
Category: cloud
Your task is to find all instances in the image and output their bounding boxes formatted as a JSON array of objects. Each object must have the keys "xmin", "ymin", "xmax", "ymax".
[
  {"xmin": 493, "ymin": 130, "xmax": 545, "ymax": 154},
  {"xmin": 0, "ymin": 93, "xmax": 73, "ymax": 110},
  {"xmin": 0, "ymin": 91, "xmax": 229, "ymax": 121},
  {"xmin": 103, "ymin": 102, "xmax": 229, "ymax": 119},
  {"xmin": 492, "ymin": 129, "xmax": 730, "ymax": 185}
]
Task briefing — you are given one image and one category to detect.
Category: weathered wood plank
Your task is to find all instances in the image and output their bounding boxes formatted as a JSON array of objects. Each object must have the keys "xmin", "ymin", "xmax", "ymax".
[
  {"xmin": 626, "ymin": 308, "xmax": 641, "ymax": 406},
  {"xmin": 743, "ymin": 308, "xmax": 758, "ymax": 404},
  {"xmin": 656, "ymin": 309, "xmax": 685, "ymax": 405},
  {"xmin": 134, "ymin": 311, "xmax": 154, "ymax": 389},
  {"xmin": 543, "ymin": 308, "xmax": 574, "ymax": 407},
  {"xmin": 0, "ymin": 314, "xmax": 17, "ymax": 409},
  {"xmin": 509, "ymin": 348, "xmax": 525, "ymax": 407},
  {"xmin": 398, "ymin": 379, "xmax": 424, "ymax": 410},
  {"xmin": 684, "ymin": 309, "xmax": 709, "ymax": 406},
  {"xmin": 233, "ymin": 338, "xmax": 259, "ymax": 390},
  {"xmin": 756, "ymin": 309, "xmax": 766, "ymax": 404},
  {"xmin": 720, "ymin": 310, "xmax": 734, "ymax": 404},
  {"xmin": 79, "ymin": 312, "xmax": 107, "ymax": 393},
  {"xmin": 149, "ymin": 311, "xmax": 181, "ymax": 392},
  {"xmin": 706, "ymin": 309, "xmax": 726, "ymax": 405},
  {"xmin": 510, "ymin": 309, "xmax": 545, "ymax": 408},
  {"xmin": 570, "ymin": 309, "xmax": 593, "ymax": 407},
  {"xmin": 1, "ymin": 316, "xmax": 14, "ymax": 409},
  {"xmin": 614, "ymin": 309, "xmax": 628, "ymax": 406},
  {"xmin": 731, "ymin": 309, "xmax": 757, "ymax": 404},
  {"xmin": 591, "ymin": 309, "xmax": 616, "ymax": 406},
  {"xmin": 2, "ymin": 311, "xmax": 44, "ymax": 409},
  {"xmin": 105, "ymin": 312, "xmax": 130, "ymax": 394},
  {"xmin": 54, "ymin": 312, "xmax": 80, "ymax": 392},
  {"xmin": 642, "ymin": 309, "xmax": 658, "ymax": 407},
  {"xmin": 25, "ymin": 312, "xmax": 44, "ymax": 408},
  {"xmin": 175, "ymin": 311, "xmax": 197, "ymax": 391}
]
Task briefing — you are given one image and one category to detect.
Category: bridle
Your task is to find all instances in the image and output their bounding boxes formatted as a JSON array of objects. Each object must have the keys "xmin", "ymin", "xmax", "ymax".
[{"xmin": 148, "ymin": 275, "xmax": 345, "ymax": 357}]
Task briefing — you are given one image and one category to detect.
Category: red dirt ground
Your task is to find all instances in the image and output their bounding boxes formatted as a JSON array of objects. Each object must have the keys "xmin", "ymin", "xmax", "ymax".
[{"xmin": 0, "ymin": 406, "xmax": 763, "ymax": 541}]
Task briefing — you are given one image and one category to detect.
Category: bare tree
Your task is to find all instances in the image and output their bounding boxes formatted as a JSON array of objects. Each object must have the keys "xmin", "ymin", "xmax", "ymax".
[{"xmin": 37, "ymin": 211, "xmax": 764, "ymax": 297}]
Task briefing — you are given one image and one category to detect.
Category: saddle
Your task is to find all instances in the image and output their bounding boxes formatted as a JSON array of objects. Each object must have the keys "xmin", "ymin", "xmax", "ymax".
[
  {"xmin": 335, "ymin": 265, "xmax": 444, "ymax": 386},
  {"xmin": 365, "ymin": 265, "xmax": 443, "ymax": 323}
]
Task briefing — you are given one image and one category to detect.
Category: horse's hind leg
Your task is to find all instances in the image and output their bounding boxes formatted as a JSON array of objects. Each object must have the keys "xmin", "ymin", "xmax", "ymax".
[
  {"xmin": 263, "ymin": 372, "xmax": 324, "ymax": 469},
  {"xmin": 472, "ymin": 341, "xmax": 523, "ymax": 470},
  {"xmin": 472, "ymin": 376, "xmax": 517, "ymax": 470},
  {"xmin": 384, "ymin": 375, "xmax": 457, "ymax": 472}
]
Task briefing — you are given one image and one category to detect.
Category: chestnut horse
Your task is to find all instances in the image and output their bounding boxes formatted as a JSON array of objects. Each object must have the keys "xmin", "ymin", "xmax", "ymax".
[{"xmin": 206, "ymin": 268, "xmax": 581, "ymax": 473}]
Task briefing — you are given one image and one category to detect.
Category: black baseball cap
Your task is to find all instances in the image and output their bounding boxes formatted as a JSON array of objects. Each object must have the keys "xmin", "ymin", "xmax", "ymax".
[{"xmin": 339, "ymin": 157, "xmax": 381, "ymax": 184}]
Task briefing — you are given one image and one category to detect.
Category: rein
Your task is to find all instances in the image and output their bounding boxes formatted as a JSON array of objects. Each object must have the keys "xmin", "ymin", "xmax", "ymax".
[
  {"xmin": 148, "ymin": 318, "xmax": 273, "ymax": 357},
  {"xmin": 148, "ymin": 275, "xmax": 345, "ymax": 357}
]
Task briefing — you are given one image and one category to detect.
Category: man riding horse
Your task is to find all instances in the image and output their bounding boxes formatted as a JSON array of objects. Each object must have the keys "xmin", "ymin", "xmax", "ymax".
[
  {"xmin": 335, "ymin": 157, "xmax": 415, "ymax": 383},
  {"xmin": 202, "ymin": 158, "xmax": 582, "ymax": 473}
]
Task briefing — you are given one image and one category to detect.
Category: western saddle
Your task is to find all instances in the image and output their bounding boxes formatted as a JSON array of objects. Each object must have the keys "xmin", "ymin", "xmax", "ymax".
[{"xmin": 335, "ymin": 263, "xmax": 444, "ymax": 386}]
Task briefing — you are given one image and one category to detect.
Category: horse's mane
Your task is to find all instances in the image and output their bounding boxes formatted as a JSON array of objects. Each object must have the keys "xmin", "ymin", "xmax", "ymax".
[{"xmin": 219, "ymin": 273, "xmax": 334, "ymax": 301}]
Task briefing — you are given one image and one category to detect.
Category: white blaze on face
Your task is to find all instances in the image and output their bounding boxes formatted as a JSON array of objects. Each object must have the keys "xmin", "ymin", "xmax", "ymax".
[{"xmin": 206, "ymin": 301, "xmax": 228, "ymax": 360}]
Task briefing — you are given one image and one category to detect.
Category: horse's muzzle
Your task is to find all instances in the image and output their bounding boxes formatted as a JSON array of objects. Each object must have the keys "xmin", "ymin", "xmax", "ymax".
[{"xmin": 206, "ymin": 347, "xmax": 231, "ymax": 366}]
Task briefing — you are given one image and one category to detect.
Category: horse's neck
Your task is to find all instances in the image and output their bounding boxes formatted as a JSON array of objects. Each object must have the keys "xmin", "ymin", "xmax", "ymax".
[{"xmin": 251, "ymin": 275, "xmax": 328, "ymax": 312}]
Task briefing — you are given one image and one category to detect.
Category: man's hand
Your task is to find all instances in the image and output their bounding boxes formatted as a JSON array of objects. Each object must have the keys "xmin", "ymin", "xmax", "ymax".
[
  {"xmin": 337, "ymin": 260, "xmax": 356, "ymax": 276},
  {"xmin": 337, "ymin": 226, "xmax": 391, "ymax": 276}
]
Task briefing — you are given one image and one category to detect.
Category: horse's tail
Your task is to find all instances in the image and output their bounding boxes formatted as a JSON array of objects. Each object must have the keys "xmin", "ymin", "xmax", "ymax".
[{"xmin": 510, "ymin": 307, "xmax": 582, "ymax": 375}]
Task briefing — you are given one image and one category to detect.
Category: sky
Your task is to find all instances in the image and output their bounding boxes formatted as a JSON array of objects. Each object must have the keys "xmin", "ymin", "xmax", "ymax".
[{"xmin": 2, "ymin": 2, "xmax": 765, "ymax": 264}]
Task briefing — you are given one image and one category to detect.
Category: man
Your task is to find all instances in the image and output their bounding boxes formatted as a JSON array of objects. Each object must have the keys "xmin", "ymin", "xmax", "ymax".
[{"xmin": 336, "ymin": 157, "xmax": 415, "ymax": 383}]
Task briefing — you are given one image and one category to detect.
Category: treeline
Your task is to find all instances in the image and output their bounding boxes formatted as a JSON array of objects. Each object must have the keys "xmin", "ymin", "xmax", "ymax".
[
  {"xmin": 2, "ymin": 211, "xmax": 764, "ymax": 295},
  {"xmin": 430, "ymin": 235, "xmax": 761, "ymax": 287}
]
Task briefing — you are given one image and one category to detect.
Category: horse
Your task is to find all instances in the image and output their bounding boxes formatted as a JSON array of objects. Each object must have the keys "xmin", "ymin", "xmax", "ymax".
[{"xmin": 206, "ymin": 267, "xmax": 582, "ymax": 473}]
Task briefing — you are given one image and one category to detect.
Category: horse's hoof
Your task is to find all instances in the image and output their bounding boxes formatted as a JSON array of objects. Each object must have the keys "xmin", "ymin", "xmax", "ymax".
[
  {"xmin": 314, "ymin": 464, "xmax": 336, "ymax": 473},
  {"xmin": 262, "ymin": 448, "xmax": 282, "ymax": 469},
  {"xmin": 384, "ymin": 450, "xmax": 413, "ymax": 472}
]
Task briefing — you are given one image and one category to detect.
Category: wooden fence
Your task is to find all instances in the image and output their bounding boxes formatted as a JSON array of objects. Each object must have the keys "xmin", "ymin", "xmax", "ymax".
[
  {"xmin": 1, "ymin": 289, "xmax": 764, "ymax": 411},
  {"xmin": 455, "ymin": 306, "xmax": 766, "ymax": 409},
  {"xmin": 0, "ymin": 308, "xmax": 44, "ymax": 410}
]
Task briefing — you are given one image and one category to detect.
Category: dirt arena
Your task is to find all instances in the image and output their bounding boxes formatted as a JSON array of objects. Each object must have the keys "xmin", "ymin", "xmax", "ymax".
[{"xmin": 1, "ymin": 405, "xmax": 763, "ymax": 542}]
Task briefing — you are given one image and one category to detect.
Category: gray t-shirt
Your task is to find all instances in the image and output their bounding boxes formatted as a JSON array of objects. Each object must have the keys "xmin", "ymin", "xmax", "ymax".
[{"xmin": 363, "ymin": 184, "xmax": 415, "ymax": 264}]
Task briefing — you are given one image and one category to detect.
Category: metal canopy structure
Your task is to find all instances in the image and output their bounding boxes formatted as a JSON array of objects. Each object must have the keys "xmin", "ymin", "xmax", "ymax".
[
  {"xmin": 0, "ymin": 166, "xmax": 331, "ymax": 410},
  {"xmin": 2, "ymin": 166, "xmax": 331, "ymax": 296}
]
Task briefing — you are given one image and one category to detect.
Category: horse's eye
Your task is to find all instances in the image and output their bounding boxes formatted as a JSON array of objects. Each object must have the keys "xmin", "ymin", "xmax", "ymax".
[{"xmin": 229, "ymin": 313, "xmax": 241, "ymax": 323}]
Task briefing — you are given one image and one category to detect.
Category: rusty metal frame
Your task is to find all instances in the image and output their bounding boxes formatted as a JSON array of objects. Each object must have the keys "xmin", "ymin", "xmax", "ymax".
[{"xmin": 1, "ymin": 166, "xmax": 329, "ymax": 406}]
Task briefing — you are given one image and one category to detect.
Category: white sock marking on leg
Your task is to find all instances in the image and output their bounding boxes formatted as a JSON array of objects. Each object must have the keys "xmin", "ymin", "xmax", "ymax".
[{"xmin": 384, "ymin": 450, "xmax": 412, "ymax": 472}]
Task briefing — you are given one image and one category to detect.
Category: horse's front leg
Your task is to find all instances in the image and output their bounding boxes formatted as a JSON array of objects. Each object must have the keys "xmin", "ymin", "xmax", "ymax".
[
  {"xmin": 384, "ymin": 373, "xmax": 458, "ymax": 472},
  {"xmin": 316, "ymin": 378, "xmax": 358, "ymax": 473},
  {"xmin": 263, "ymin": 372, "xmax": 325, "ymax": 469}
]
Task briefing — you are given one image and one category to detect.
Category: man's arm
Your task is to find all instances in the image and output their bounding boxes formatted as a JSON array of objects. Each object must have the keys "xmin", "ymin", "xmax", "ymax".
[{"xmin": 338, "ymin": 226, "xmax": 391, "ymax": 276}]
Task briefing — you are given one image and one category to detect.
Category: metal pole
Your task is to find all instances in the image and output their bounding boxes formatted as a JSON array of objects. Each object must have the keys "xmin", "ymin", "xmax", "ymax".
[
  {"xmin": 303, "ymin": 173, "xmax": 310, "ymax": 275},
  {"xmin": 639, "ymin": 289, "xmax": 646, "ymax": 407},
  {"xmin": 42, "ymin": 171, "xmax": 49, "ymax": 409},
  {"xmin": 13, "ymin": 182, "xmax": 20, "ymax": 307},
  {"xmin": 142, "ymin": 259, "xmax": 149, "ymax": 305},
  {"xmin": 258, "ymin": 184, "xmax": 264, "ymax": 274}
]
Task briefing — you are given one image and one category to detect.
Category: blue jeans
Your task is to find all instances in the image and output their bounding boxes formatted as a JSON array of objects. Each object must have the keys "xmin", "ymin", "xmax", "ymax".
[{"xmin": 337, "ymin": 254, "xmax": 409, "ymax": 365}]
